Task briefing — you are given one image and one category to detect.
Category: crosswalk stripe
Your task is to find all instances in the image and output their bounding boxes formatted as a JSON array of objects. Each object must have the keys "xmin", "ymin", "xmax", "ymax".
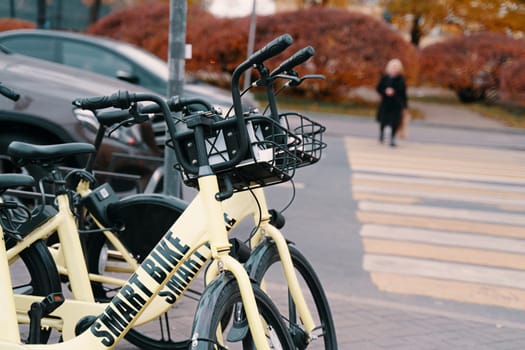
[
  {"xmin": 353, "ymin": 185, "xmax": 525, "ymax": 207},
  {"xmin": 353, "ymin": 192, "xmax": 420, "ymax": 204},
  {"xmin": 349, "ymin": 156, "xmax": 525, "ymax": 178},
  {"xmin": 348, "ymin": 164, "xmax": 525, "ymax": 185},
  {"xmin": 363, "ymin": 238, "xmax": 525, "ymax": 270},
  {"xmin": 359, "ymin": 201, "xmax": 525, "ymax": 226},
  {"xmin": 352, "ymin": 173, "xmax": 525, "ymax": 194},
  {"xmin": 345, "ymin": 137, "xmax": 525, "ymax": 163},
  {"xmin": 369, "ymin": 272, "xmax": 525, "ymax": 311},
  {"xmin": 357, "ymin": 211, "xmax": 525, "ymax": 239},
  {"xmin": 363, "ymin": 254, "xmax": 525, "ymax": 289},
  {"xmin": 346, "ymin": 136, "xmax": 525, "ymax": 309},
  {"xmin": 360, "ymin": 224, "xmax": 525, "ymax": 254}
]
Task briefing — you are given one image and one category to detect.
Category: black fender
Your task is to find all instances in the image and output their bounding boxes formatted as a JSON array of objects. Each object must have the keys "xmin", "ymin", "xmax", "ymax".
[
  {"xmin": 244, "ymin": 239, "xmax": 274, "ymax": 282},
  {"xmin": 190, "ymin": 272, "xmax": 237, "ymax": 346},
  {"xmin": 244, "ymin": 238, "xmax": 294, "ymax": 283}
]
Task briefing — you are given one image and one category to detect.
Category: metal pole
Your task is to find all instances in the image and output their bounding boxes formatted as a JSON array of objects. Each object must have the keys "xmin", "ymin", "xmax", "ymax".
[
  {"xmin": 164, "ymin": 0, "xmax": 187, "ymax": 198},
  {"xmin": 243, "ymin": 0, "xmax": 257, "ymax": 90}
]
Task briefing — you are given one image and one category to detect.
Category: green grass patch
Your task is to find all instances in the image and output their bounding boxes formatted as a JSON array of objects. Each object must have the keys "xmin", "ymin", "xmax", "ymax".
[
  {"xmin": 254, "ymin": 93, "xmax": 423, "ymax": 120},
  {"xmin": 412, "ymin": 95, "xmax": 525, "ymax": 128}
]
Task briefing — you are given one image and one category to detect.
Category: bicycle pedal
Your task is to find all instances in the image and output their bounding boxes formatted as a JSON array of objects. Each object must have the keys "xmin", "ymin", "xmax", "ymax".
[
  {"xmin": 226, "ymin": 317, "xmax": 249, "ymax": 342},
  {"xmin": 27, "ymin": 292, "xmax": 65, "ymax": 344},
  {"xmin": 33, "ymin": 292, "xmax": 65, "ymax": 316}
]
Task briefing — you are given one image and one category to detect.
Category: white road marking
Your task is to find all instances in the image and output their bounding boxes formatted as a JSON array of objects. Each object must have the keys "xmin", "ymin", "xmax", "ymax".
[
  {"xmin": 359, "ymin": 201, "xmax": 525, "ymax": 226},
  {"xmin": 363, "ymin": 254, "xmax": 525, "ymax": 290},
  {"xmin": 360, "ymin": 224, "xmax": 525, "ymax": 254}
]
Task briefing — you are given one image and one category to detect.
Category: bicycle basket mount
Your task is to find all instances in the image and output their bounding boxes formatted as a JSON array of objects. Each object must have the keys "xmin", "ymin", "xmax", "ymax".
[{"xmin": 170, "ymin": 111, "xmax": 326, "ymax": 192}]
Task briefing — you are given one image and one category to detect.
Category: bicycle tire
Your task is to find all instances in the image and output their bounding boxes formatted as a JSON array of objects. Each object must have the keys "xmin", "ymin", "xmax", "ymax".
[
  {"xmin": 84, "ymin": 194, "xmax": 191, "ymax": 349},
  {"xmin": 11, "ymin": 239, "xmax": 62, "ymax": 344},
  {"xmin": 191, "ymin": 272, "xmax": 295, "ymax": 349},
  {"xmin": 245, "ymin": 241, "xmax": 337, "ymax": 349}
]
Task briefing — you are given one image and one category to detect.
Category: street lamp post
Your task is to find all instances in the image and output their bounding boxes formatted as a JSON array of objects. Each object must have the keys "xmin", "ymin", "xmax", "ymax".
[
  {"xmin": 164, "ymin": 0, "xmax": 187, "ymax": 198},
  {"xmin": 243, "ymin": 0, "xmax": 257, "ymax": 90}
]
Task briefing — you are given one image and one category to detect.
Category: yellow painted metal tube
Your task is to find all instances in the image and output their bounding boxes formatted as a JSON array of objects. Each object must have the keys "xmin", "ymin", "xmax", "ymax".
[
  {"xmin": 221, "ymin": 255, "xmax": 271, "ymax": 350},
  {"xmin": 264, "ymin": 224, "xmax": 317, "ymax": 335}
]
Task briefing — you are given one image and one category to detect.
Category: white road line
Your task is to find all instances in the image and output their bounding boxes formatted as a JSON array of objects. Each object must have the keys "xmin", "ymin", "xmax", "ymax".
[
  {"xmin": 360, "ymin": 224, "xmax": 525, "ymax": 254},
  {"xmin": 353, "ymin": 185, "xmax": 525, "ymax": 207},
  {"xmin": 352, "ymin": 172, "xmax": 525, "ymax": 193},
  {"xmin": 345, "ymin": 137, "xmax": 525, "ymax": 163},
  {"xmin": 359, "ymin": 201, "xmax": 525, "ymax": 226},
  {"xmin": 363, "ymin": 254, "xmax": 525, "ymax": 289},
  {"xmin": 349, "ymin": 164, "xmax": 525, "ymax": 185}
]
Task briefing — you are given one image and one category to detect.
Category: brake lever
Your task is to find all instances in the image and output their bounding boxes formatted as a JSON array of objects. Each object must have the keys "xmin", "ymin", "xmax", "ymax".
[
  {"xmin": 288, "ymin": 74, "xmax": 325, "ymax": 87},
  {"xmin": 254, "ymin": 73, "xmax": 301, "ymax": 87}
]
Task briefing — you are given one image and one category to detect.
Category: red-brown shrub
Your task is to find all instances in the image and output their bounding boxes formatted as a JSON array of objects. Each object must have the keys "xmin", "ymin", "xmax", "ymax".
[
  {"xmin": 499, "ymin": 58, "xmax": 525, "ymax": 107},
  {"xmin": 420, "ymin": 32, "xmax": 525, "ymax": 103},
  {"xmin": 87, "ymin": 4, "xmax": 418, "ymax": 102},
  {"xmin": 0, "ymin": 18, "xmax": 35, "ymax": 32}
]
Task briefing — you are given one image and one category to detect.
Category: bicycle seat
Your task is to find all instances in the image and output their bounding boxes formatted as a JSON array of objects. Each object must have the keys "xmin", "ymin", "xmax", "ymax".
[
  {"xmin": 8, "ymin": 141, "xmax": 95, "ymax": 166},
  {"xmin": 0, "ymin": 174, "xmax": 35, "ymax": 192}
]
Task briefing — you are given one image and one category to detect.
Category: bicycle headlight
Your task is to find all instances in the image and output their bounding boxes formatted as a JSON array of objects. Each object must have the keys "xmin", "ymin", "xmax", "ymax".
[{"xmin": 73, "ymin": 108, "xmax": 143, "ymax": 146}]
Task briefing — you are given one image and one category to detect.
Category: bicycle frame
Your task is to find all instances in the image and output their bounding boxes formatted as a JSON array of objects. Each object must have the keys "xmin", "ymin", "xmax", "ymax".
[
  {"xmin": 2, "ymin": 172, "xmax": 274, "ymax": 349},
  {"xmin": 74, "ymin": 183, "xmax": 318, "ymax": 341}
]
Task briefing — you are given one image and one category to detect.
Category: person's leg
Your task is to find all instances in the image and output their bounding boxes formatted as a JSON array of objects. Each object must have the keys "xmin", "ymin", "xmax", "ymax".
[
  {"xmin": 379, "ymin": 123, "xmax": 386, "ymax": 143},
  {"xmin": 390, "ymin": 123, "xmax": 398, "ymax": 147}
]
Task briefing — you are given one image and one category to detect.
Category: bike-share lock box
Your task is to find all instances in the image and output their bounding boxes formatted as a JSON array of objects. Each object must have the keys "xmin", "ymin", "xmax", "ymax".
[
  {"xmin": 81, "ymin": 182, "xmax": 119, "ymax": 228},
  {"xmin": 171, "ymin": 110, "xmax": 325, "ymax": 192}
]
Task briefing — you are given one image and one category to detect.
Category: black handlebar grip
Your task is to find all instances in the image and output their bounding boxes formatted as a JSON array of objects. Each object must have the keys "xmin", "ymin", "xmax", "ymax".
[
  {"xmin": 248, "ymin": 34, "xmax": 293, "ymax": 65},
  {"xmin": 95, "ymin": 109, "xmax": 131, "ymax": 126},
  {"xmin": 271, "ymin": 46, "xmax": 315, "ymax": 77},
  {"xmin": 73, "ymin": 90, "xmax": 133, "ymax": 110},
  {"xmin": 0, "ymin": 84, "xmax": 20, "ymax": 102}
]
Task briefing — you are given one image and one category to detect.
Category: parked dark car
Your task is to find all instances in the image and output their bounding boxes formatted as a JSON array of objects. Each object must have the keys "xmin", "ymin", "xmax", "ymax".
[
  {"xmin": 0, "ymin": 29, "xmax": 251, "ymax": 147},
  {"xmin": 0, "ymin": 47, "xmax": 162, "ymax": 192}
]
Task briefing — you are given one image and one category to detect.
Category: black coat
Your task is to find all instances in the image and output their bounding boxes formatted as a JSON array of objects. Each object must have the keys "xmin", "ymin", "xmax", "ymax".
[{"xmin": 376, "ymin": 74, "xmax": 407, "ymax": 128}]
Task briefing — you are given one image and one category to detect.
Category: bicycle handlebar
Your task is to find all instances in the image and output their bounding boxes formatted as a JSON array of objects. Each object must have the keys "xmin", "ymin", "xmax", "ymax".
[
  {"xmin": 74, "ymin": 34, "xmax": 297, "ymax": 178},
  {"xmin": 0, "ymin": 84, "xmax": 20, "ymax": 102},
  {"xmin": 93, "ymin": 96, "xmax": 214, "ymax": 127},
  {"xmin": 270, "ymin": 46, "xmax": 315, "ymax": 77},
  {"xmin": 73, "ymin": 90, "xmax": 134, "ymax": 110},
  {"xmin": 229, "ymin": 34, "xmax": 294, "ymax": 168},
  {"xmin": 247, "ymin": 34, "xmax": 293, "ymax": 66}
]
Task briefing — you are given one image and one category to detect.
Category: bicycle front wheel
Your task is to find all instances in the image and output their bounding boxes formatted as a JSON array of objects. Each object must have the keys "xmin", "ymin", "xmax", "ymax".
[
  {"xmin": 245, "ymin": 241, "xmax": 337, "ymax": 349},
  {"xmin": 191, "ymin": 273, "xmax": 295, "ymax": 349},
  {"xmin": 9, "ymin": 239, "xmax": 62, "ymax": 343}
]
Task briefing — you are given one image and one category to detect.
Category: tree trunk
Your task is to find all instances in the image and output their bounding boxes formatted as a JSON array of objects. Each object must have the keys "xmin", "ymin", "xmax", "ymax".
[
  {"xmin": 89, "ymin": 0, "xmax": 102, "ymax": 24},
  {"xmin": 36, "ymin": 0, "xmax": 46, "ymax": 28},
  {"xmin": 410, "ymin": 15, "xmax": 422, "ymax": 47}
]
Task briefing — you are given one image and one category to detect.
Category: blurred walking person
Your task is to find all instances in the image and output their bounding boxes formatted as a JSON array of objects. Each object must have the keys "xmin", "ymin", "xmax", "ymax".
[{"xmin": 376, "ymin": 58, "xmax": 408, "ymax": 147}]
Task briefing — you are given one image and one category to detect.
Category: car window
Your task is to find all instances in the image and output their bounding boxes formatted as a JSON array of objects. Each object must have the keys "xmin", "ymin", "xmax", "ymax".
[
  {"xmin": 131, "ymin": 66, "xmax": 166, "ymax": 95},
  {"xmin": 61, "ymin": 40, "xmax": 133, "ymax": 78},
  {"xmin": 0, "ymin": 36, "xmax": 58, "ymax": 61}
]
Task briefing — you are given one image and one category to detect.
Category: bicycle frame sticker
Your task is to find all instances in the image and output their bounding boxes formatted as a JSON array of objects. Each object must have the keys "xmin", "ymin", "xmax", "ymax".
[
  {"xmin": 158, "ymin": 244, "xmax": 210, "ymax": 304},
  {"xmin": 90, "ymin": 231, "xmax": 191, "ymax": 346}
]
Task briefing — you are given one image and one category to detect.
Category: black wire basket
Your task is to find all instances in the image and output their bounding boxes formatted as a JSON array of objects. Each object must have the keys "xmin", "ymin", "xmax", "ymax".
[
  {"xmin": 171, "ymin": 111, "xmax": 326, "ymax": 192},
  {"xmin": 278, "ymin": 112, "xmax": 326, "ymax": 168}
]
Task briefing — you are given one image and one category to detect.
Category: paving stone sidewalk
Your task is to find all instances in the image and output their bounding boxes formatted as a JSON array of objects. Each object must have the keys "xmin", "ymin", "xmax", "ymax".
[{"xmin": 330, "ymin": 293, "xmax": 525, "ymax": 350}]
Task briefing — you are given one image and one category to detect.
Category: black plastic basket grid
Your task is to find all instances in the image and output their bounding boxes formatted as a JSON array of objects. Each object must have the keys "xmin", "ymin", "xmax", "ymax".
[
  {"xmin": 278, "ymin": 112, "xmax": 326, "ymax": 167},
  {"xmin": 171, "ymin": 114, "xmax": 311, "ymax": 191}
]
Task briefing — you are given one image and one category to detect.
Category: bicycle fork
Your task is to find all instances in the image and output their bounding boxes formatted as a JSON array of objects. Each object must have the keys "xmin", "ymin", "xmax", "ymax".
[{"xmin": 198, "ymin": 175, "xmax": 272, "ymax": 350}]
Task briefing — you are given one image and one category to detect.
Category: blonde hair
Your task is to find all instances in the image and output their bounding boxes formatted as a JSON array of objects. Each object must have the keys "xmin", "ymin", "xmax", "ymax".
[{"xmin": 385, "ymin": 58, "xmax": 403, "ymax": 76}]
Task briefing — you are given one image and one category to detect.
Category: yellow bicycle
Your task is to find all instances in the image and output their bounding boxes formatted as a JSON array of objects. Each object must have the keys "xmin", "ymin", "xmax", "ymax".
[{"xmin": 1, "ymin": 34, "xmax": 300, "ymax": 350}]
